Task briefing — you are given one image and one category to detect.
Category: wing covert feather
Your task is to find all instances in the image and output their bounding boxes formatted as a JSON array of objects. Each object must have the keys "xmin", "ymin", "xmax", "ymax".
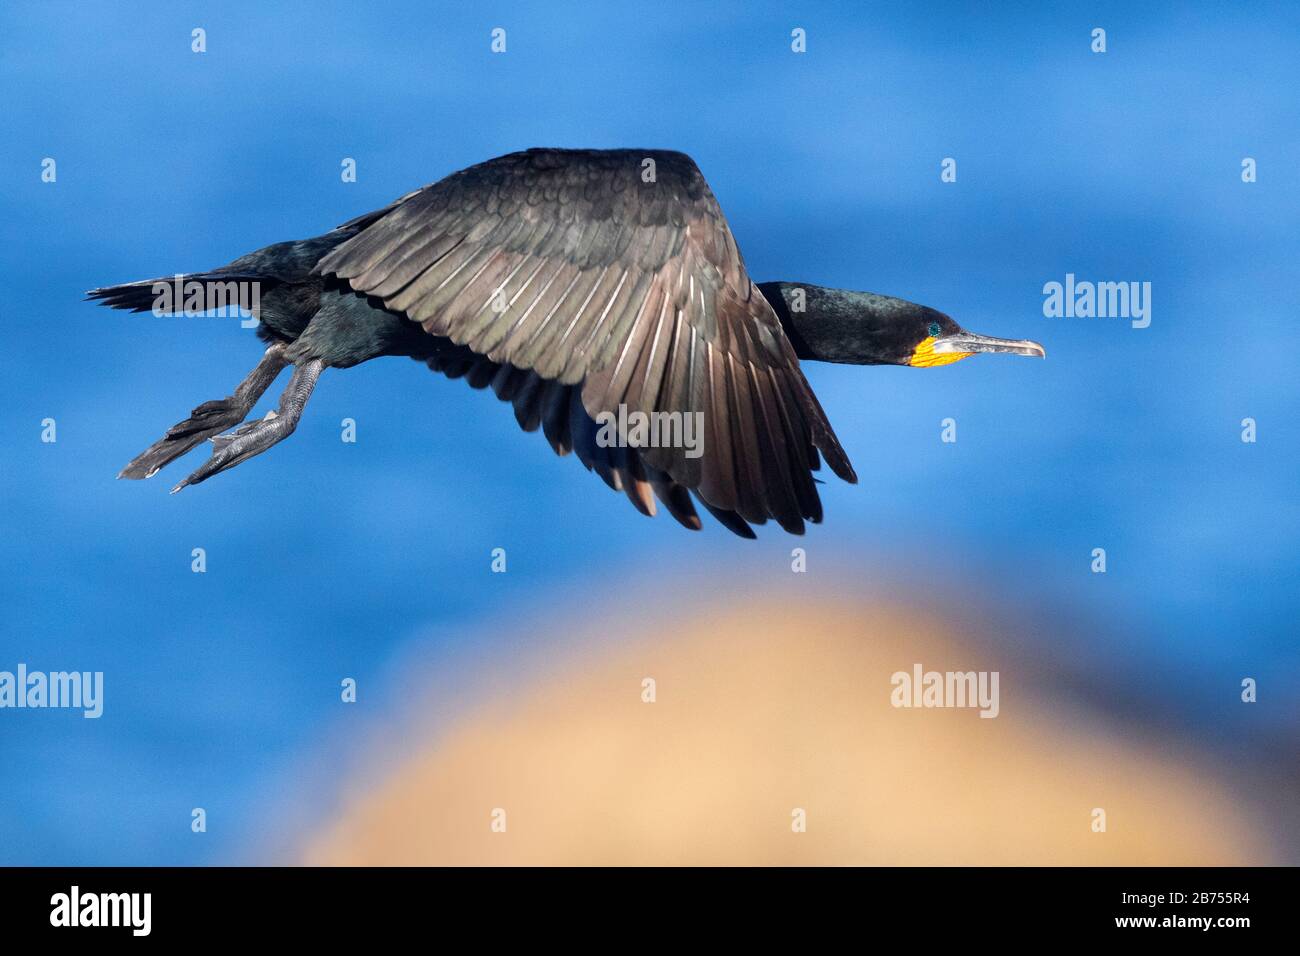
[{"xmin": 315, "ymin": 148, "xmax": 856, "ymax": 533}]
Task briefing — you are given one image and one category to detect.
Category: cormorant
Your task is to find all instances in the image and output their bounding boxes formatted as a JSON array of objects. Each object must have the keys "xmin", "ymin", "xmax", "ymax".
[{"xmin": 88, "ymin": 148, "xmax": 1044, "ymax": 537}]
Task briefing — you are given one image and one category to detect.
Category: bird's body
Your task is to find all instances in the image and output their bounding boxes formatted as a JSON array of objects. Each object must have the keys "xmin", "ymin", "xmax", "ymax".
[{"xmin": 90, "ymin": 148, "xmax": 1043, "ymax": 537}]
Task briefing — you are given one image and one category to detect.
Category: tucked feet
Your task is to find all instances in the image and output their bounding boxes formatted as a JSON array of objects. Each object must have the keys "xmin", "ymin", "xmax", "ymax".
[
  {"xmin": 170, "ymin": 359, "xmax": 324, "ymax": 494},
  {"xmin": 118, "ymin": 344, "xmax": 289, "ymax": 479},
  {"xmin": 119, "ymin": 397, "xmax": 255, "ymax": 479},
  {"xmin": 170, "ymin": 411, "xmax": 288, "ymax": 493}
]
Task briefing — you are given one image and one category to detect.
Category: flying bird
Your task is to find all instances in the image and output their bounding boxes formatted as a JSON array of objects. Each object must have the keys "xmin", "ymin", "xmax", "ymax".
[{"xmin": 88, "ymin": 148, "xmax": 1044, "ymax": 537}]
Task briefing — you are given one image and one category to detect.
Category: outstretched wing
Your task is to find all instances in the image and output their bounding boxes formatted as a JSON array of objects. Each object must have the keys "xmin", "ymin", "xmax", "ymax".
[{"xmin": 315, "ymin": 148, "xmax": 855, "ymax": 533}]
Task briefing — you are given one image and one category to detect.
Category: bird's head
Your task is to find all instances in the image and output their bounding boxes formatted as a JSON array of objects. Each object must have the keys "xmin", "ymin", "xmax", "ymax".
[{"xmin": 758, "ymin": 282, "xmax": 1045, "ymax": 367}]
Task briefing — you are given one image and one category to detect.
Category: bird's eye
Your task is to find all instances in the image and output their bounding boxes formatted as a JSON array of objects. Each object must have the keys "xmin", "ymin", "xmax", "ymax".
[{"xmin": 927, "ymin": 322, "xmax": 941, "ymax": 338}]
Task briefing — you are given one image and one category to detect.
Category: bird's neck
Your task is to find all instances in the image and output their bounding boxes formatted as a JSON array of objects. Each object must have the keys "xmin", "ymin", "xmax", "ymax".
[{"xmin": 758, "ymin": 281, "xmax": 933, "ymax": 365}]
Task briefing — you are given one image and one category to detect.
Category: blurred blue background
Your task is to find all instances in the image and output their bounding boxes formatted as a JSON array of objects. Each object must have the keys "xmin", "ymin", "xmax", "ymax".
[{"xmin": 1, "ymin": 1, "xmax": 1296, "ymax": 864}]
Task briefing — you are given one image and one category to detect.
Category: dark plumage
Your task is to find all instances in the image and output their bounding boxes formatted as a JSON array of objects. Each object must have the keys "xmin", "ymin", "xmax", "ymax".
[{"xmin": 88, "ymin": 148, "xmax": 1043, "ymax": 537}]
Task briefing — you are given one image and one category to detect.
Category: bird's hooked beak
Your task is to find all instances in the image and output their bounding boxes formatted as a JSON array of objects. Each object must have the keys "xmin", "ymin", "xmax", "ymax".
[
  {"xmin": 932, "ymin": 331, "xmax": 1046, "ymax": 359},
  {"xmin": 909, "ymin": 329, "xmax": 1045, "ymax": 367}
]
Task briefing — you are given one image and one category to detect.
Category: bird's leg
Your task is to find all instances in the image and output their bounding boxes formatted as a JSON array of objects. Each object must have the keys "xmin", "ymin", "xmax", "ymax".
[
  {"xmin": 119, "ymin": 343, "xmax": 291, "ymax": 479},
  {"xmin": 170, "ymin": 359, "xmax": 325, "ymax": 494}
]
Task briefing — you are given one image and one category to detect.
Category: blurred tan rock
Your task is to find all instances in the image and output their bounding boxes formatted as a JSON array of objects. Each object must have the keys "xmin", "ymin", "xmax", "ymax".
[{"xmin": 302, "ymin": 600, "xmax": 1273, "ymax": 866}]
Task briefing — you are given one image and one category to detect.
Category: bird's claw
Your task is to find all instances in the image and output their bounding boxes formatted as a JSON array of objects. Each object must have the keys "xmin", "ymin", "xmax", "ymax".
[
  {"xmin": 169, "ymin": 412, "xmax": 286, "ymax": 493},
  {"xmin": 210, "ymin": 411, "xmax": 276, "ymax": 451},
  {"xmin": 119, "ymin": 397, "xmax": 250, "ymax": 480}
]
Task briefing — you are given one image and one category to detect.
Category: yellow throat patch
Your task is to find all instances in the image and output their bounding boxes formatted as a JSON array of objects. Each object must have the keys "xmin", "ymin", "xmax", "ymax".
[{"xmin": 909, "ymin": 336, "xmax": 972, "ymax": 368}]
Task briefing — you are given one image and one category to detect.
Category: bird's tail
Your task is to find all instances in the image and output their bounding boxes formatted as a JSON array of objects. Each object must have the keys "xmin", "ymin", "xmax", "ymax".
[{"xmin": 85, "ymin": 272, "xmax": 268, "ymax": 313}]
